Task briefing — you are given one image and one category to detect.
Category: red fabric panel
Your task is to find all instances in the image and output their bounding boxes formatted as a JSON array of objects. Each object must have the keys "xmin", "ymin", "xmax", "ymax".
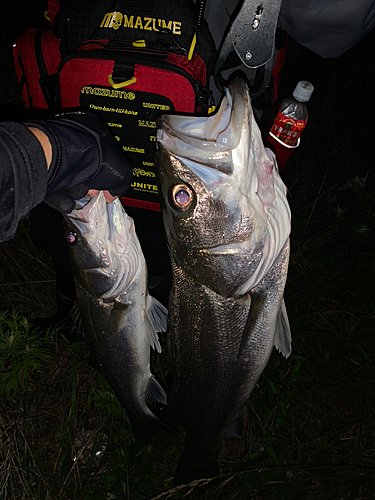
[
  {"xmin": 12, "ymin": 28, "xmax": 61, "ymax": 109},
  {"xmin": 13, "ymin": 29, "xmax": 44, "ymax": 108},
  {"xmin": 76, "ymin": 40, "xmax": 110, "ymax": 51},
  {"xmin": 59, "ymin": 59, "xmax": 196, "ymax": 112},
  {"xmin": 167, "ymin": 53, "xmax": 206, "ymax": 85},
  {"xmin": 271, "ymin": 34, "xmax": 289, "ymax": 104},
  {"xmin": 41, "ymin": 30, "xmax": 61, "ymax": 75},
  {"xmin": 131, "ymin": 65, "xmax": 196, "ymax": 113},
  {"xmin": 59, "ymin": 58, "xmax": 115, "ymax": 107},
  {"xmin": 12, "ymin": 31, "xmax": 32, "ymax": 107},
  {"xmin": 121, "ymin": 198, "xmax": 161, "ymax": 211}
]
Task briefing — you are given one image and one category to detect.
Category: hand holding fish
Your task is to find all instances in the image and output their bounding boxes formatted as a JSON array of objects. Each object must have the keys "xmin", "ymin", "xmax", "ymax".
[
  {"xmin": 85, "ymin": 189, "xmax": 117, "ymax": 204},
  {"xmin": 0, "ymin": 114, "xmax": 132, "ymax": 242},
  {"xmin": 27, "ymin": 126, "xmax": 116, "ymax": 203},
  {"xmin": 26, "ymin": 112, "xmax": 132, "ymax": 213}
]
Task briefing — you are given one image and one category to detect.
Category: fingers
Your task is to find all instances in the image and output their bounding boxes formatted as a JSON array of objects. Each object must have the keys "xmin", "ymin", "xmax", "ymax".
[
  {"xmin": 103, "ymin": 191, "xmax": 117, "ymax": 203},
  {"xmin": 86, "ymin": 189, "xmax": 118, "ymax": 203}
]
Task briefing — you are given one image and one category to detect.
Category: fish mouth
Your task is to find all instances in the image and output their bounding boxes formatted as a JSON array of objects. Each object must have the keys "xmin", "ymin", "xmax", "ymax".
[
  {"xmin": 157, "ymin": 78, "xmax": 249, "ymax": 175},
  {"xmin": 65, "ymin": 193, "xmax": 138, "ymax": 300},
  {"xmin": 67, "ymin": 193, "xmax": 127, "ymax": 247},
  {"xmin": 155, "ymin": 78, "xmax": 268, "ymax": 252},
  {"xmin": 156, "ymin": 76, "xmax": 291, "ymax": 296},
  {"xmin": 67, "ymin": 195, "xmax": 104, "ymax": 230}
]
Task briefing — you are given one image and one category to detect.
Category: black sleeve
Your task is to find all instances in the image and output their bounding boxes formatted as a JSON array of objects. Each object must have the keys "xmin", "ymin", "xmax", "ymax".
[{"xmin": 0, "ymin": 122, "xmax": 48, "ymax": 242}]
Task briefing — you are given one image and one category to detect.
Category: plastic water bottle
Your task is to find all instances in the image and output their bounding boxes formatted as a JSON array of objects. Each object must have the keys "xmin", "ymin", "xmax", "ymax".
[{"xmin": 267, "ymin": 81, "xmax": 314, "ymax": 171}]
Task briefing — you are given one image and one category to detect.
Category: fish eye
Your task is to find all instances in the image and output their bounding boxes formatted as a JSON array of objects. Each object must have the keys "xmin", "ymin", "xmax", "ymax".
[
  {"xmin": 65, "ymin": 231, "xmax": 77, "ymax": 245},
  {"xmin": 171, "ymin": 184, "xmax": 194, "ymax": 211}
]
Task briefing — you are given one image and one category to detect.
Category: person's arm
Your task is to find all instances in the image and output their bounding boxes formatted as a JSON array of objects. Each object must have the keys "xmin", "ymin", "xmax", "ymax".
[
  {"xmin": 27, "ymin": 126, "xmax": 52, "ymax": 169},
  {"xmin": 26, "ymin": 125, "xmax": 116, "ymax": 202},
  {"xmin": 25, "ymin": 112, "xmax": 132, "ymax": 214},
  {"xmin": 0, "ymin": 113, "xmax": 132, "ymax": 243},
  {"xmin": 0, "ymin": 122, "xmax": 49, "ymax": 243}
]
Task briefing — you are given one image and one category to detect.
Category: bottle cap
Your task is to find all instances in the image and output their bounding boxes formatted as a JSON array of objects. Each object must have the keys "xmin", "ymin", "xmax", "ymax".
[{"xmin": 293, "ymin": 81, "xmax": 314, "ymax": 102}]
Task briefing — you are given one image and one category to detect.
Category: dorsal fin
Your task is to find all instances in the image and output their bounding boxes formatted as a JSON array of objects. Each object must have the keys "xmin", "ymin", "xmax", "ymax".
[{"xmin": 274, "ymin": 299, "xmax": 292, "ymax": 358}]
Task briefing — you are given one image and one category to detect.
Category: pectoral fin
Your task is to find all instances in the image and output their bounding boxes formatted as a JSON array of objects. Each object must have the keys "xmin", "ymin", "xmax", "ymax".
[
  {"xmin": 274, "ymin": 299, "xmax": 292, "ymax": 358},
  {"xmin": 238, "ymin": 292, "xmax": 267, "ymax": 357},
  {"xmin": 145, "ymin": 375, "xmax": 167, "ymax": 404},
  {"xmin": 144, "ymin": 294, "xmax": 168, "ymax": 353}
]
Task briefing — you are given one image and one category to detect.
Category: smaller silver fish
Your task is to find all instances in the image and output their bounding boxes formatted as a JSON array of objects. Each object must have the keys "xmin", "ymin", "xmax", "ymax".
[{"xmin": 64, "ymin": 192, "xmax": 168, "ymax": 440}]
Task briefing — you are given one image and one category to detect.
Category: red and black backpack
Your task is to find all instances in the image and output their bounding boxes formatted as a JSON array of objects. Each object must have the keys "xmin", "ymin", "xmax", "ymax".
[{"xmin": 13, "ymin": 0, "xmax": 216, "ymax": 211}]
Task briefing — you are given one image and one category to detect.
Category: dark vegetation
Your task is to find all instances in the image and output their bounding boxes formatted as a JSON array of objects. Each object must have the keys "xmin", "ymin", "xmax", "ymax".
[{"xmin": 0, "ymin": 5, "xmax": 374, "ymax": 499}]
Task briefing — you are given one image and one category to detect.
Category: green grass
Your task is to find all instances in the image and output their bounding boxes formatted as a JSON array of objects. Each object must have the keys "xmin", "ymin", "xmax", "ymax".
[{"xmin": 0, "ymin": 309, "xmax": 52, "ymax": 395}]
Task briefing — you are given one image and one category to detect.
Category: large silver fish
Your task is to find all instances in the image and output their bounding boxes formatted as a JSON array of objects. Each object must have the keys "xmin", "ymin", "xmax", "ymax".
[
  {"xmin": 155, "ymin": 78, "xmax": 292, "ymax": 483},
  {"xmin": 64, "ymin": 192, "xmax": 168, "ymax": 440}
]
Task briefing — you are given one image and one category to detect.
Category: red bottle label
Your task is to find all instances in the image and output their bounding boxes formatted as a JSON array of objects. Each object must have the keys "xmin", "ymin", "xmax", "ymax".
[{"xmin": 269, "ymin": 110, "xmax": 307, "ymax": 147}]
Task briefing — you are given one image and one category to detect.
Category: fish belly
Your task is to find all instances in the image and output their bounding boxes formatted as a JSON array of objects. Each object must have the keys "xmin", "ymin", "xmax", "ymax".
[
  {"xmin": 170, "ymin": 243, "xmax": 290, "ymax": 482},
  {"xmin": 75, "ymin": 284, "xmax": 157, "ymax": 438}
]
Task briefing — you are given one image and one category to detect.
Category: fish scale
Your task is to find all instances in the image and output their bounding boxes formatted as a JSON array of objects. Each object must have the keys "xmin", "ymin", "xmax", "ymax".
[
  {"xmin": 170, "ymin": 244, "xmax": 290, "ymax": 434},
  {"xmin": 170, "ymin": 268, "xmax": 253, "ymax": 480},
  {"xmin": 170, "ymin": 243, "xmax": 290, "ymax": 483}
]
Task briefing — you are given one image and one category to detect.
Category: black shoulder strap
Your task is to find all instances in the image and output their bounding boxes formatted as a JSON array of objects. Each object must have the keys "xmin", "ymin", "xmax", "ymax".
[{"xmin": 56, "ymin": 0, "xmax": 118, "ymax": 55}]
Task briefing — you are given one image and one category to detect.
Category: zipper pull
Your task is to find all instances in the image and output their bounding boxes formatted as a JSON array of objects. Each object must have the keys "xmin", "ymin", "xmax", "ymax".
[
  {"xmin": 174, "ymin": 36, "xmax": 188, "ymax": 56},
  {"xmin": 189, "ymin": 0, "xmax": 207, "ymax": 60},
  {"xmin": 159, "ymin": 36, "xmax": 188, "ymax": 56}
]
